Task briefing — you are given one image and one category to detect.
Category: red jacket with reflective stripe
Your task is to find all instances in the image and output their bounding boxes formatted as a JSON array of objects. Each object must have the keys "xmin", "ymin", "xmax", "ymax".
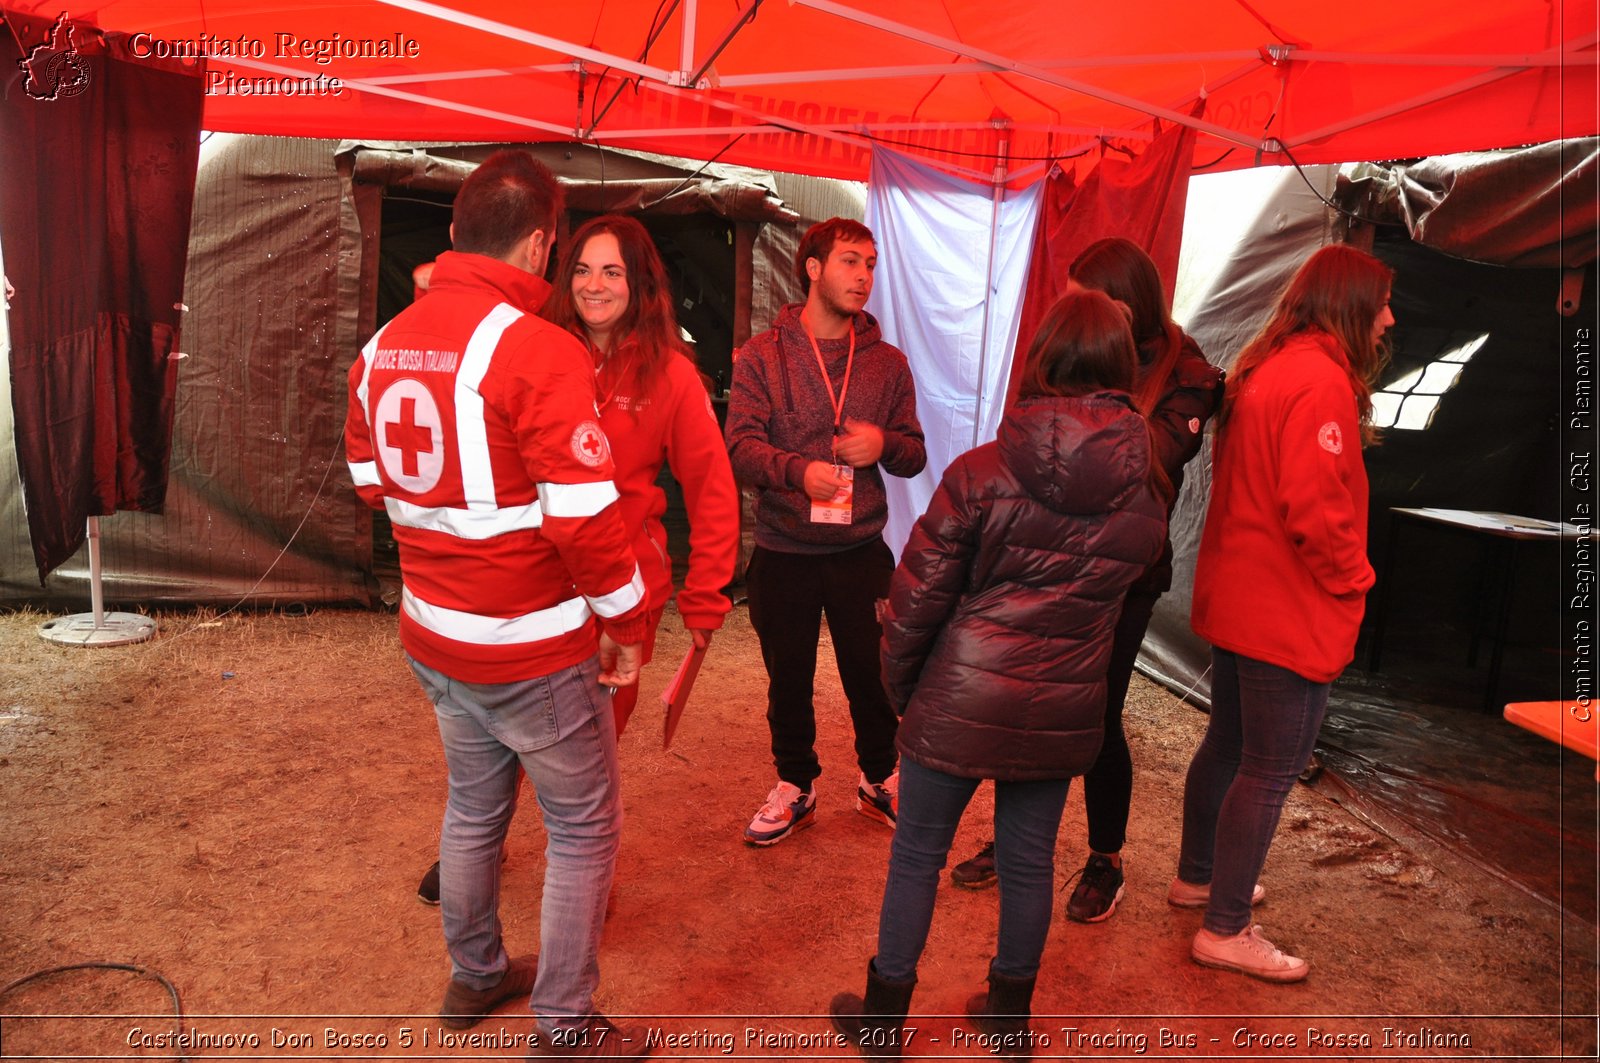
[{"xmin": 345, "ymin": 252, "xmax": 647, "ymax": 682}]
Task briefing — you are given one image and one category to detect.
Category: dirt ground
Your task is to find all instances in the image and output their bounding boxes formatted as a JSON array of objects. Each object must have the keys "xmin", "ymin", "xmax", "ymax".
[{"xmin": 0, "ymin": 604, "xmax": 1594, "ymax": 1061}]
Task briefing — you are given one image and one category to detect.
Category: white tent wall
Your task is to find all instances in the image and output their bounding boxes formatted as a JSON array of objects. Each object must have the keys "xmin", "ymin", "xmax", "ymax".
[{"xmin": 866, "ymin": 146, "xmax": 1043, "ymax": 561}]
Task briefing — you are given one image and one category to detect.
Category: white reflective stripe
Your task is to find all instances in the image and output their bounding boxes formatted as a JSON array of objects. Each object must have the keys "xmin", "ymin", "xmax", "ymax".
[
  {"xmin": 348, "ymin": 460, "xmax": 381, "ymax": 487},
  {"xmin": 456, "ymin": 304, "xmax": 524, "ymax": 512},
  {"xmin": 538, "ymin": 480, "xmax": 620, "ymax": 518},
  {"xmin": 403, "ymin": 586, "xmax": 592, "ymax": 646},
  {"xmin": 385, "ymin": 496, "xmax": 543, "ymax": 540},
  {"xmin": 351, "ymin": 328, "xmax": 389, "ymax": 489},
  {"xmin": 355, "ymin": 323, "xmax": 389, "ymax": 411},
  {"xmin": 585, "ymin": 566, "xmax": 645, "ymax": 619}
]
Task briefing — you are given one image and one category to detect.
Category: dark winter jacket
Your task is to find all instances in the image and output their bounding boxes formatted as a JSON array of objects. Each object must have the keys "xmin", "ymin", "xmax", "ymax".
[
  {"xmin": 1132, "ymin": 332, "xmax": 1224, "ymax": 595},
  {"xmin": 884, "ymin": 391, "xmax": 1167, "ymax": 781},
  {"xmin": 725, "ymin": 304, "xmax": 925, "ymax": 553}
]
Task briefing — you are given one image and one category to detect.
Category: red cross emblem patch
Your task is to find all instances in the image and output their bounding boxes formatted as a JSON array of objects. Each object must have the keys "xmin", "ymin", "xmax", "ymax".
[
  {"xmin": 1318, "ymin": 421, "xmax": 1344, "ymax": 455},
  {"xmin": 571, "ymin": 421, "xmax": 610, "ymax": 468},
  {"xmin": 374, "ymin": 380, "xmax": 444, "ymax": 492}
]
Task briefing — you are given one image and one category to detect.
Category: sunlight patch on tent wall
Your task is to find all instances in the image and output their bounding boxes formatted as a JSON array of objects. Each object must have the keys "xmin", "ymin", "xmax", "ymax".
[{"xmin": 1371, "ymin": 333, "xmax": 1488, "ymax": 430}]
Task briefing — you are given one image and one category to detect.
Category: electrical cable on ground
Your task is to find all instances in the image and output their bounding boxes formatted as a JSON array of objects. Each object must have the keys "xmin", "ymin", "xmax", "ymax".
[{"xmin": 0, "ymin": 962, "xmax": 187, "ymax": 1063}]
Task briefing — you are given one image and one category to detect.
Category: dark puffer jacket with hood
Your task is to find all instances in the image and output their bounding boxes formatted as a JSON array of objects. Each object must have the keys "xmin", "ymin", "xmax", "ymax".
[{"xmin": 883, "ymin": 391, "xmax": 1167, "ymax": 781}]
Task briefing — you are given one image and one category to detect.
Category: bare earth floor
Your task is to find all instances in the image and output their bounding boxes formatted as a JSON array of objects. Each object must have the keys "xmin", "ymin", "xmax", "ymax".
[{"xmin": 0, "ymin": 606, "xmax": 1594, "ymax": 1060}]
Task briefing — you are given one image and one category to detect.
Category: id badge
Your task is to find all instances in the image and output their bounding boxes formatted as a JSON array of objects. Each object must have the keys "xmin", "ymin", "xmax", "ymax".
[{"xmin": 810, "ymin": 464, "xmax": 854, "ymax": 525}]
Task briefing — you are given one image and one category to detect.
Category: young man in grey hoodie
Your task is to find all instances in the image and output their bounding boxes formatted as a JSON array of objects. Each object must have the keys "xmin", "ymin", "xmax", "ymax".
[{"xmin": 725, "ymin": 217, "xmax": 926, "ymax": 846}]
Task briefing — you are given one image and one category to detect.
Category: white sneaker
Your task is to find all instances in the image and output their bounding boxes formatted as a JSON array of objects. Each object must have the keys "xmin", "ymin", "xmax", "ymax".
[
  {"xmin": 1191, "ymin": 924, "xmax": 1309, "ymax": 982},
  {"xmin": 856, "ymin": 770, "xmax": 897, "ymax": 829},
  {"xmin": 1167, "ymin": 877, "xmax": 1266, "ymax": 909},
  {"xmin": 744, "ymin": 781, "xmax": 816, "ymax": 846}
]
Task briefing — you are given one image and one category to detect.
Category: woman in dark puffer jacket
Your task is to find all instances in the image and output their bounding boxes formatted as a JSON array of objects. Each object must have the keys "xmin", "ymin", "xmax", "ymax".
[{"xmin": 831, "ymin": 290, "xmax": 1167, "ymax": 1058}]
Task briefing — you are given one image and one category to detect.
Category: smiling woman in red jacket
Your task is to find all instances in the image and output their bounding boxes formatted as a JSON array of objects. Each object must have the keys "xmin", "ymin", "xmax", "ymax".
[
  {"xmin": 1178, "ymin": 244, "xmax": 1394, "ymax": 983},
  {"xmin": 544, "ymin": 214, "xmax": 741, "ymax": 734}
]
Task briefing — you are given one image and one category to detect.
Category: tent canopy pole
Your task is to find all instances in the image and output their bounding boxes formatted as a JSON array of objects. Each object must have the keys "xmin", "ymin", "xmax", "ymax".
[{"xmin": 973, "ymin": 120, "xmax": 1009, "ymax": 449}]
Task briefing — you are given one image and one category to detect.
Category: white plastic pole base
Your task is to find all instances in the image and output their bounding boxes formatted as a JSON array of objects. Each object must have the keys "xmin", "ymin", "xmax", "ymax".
[{"xmin": 37, "ymin": 611, "xmax": 157, "ymax": 647}]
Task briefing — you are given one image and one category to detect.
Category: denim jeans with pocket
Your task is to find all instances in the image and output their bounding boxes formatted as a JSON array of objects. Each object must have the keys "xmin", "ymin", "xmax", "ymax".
[{"xmin": 410, "ymin": 654, "xmax": 620, "ymax": 1033}]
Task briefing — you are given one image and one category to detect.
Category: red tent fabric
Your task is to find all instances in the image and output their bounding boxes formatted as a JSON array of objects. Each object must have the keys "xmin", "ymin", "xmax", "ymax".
[
  {"xmin": 1, "ymin": 14, "xmax": 203, "ymax": 582},
  {"xmin": 1004, "ymin": 114, "xmax": 1200, "ymax": 408},
  {"xmin": 5, "ymin": 0, "xmax": 1592, "ymax": 181}
]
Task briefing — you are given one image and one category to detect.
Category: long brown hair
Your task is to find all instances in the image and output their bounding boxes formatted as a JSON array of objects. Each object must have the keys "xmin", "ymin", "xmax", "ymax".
[
  {"xmin": 1017, "ymin": 289, "xmax": 1137, "ymax": 400},
  {"xmin": 1018, "ymin": 289, "xmax": 1173, "ymax": 503},
  {"xmin": 543, "ymin": 214, "xmax": 689, "ymax": 401},
  {"xmin": 1068, "ymin": 237, "xmax": 1183, "ymax": 416},
  {"xmin": 1220, "ymin": 243, "xmax": 1394, "ymax": 444}
]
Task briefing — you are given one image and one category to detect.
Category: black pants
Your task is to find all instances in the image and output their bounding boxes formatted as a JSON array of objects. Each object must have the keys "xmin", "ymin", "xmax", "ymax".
[
  {"xmin": 745, "ymin": 539, "xmax": 898, "ymax": 790},
  {"xmin": 1082, "ymin": 588, "xmax": 1160, "ymax": 854}
]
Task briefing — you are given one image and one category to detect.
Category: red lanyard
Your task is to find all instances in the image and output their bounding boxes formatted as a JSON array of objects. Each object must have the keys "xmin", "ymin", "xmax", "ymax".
[{"xmin": 803, "ymin": 321, "xmax": 855, "ymax": 433}]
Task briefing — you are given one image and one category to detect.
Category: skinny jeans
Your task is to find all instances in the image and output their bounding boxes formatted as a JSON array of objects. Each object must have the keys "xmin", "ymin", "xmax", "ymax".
[
  {"xmin": 410, "ymin": 655, "xmax": 620, "ymax": 1035},
  {"xmin": 1082, "ymin": 588, "xmax": 1159, "ymax": 854},
  {"xmin": 1177, "ymin": 647, "xmax": 1329, "ymax": 935},
  {"xmin": 874, "ymin": 759, "xmax": 1071, "ymax": 982}
]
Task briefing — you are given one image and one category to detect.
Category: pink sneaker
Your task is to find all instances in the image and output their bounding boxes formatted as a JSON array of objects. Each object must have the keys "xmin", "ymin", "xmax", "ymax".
[
  {"xmin": 1191, "ymin": 925, "xmax": 1309, "ymax": 982},
  {"xmin": 1167, "ymin": 877, "xmax": 1265, "ymax": 909}
]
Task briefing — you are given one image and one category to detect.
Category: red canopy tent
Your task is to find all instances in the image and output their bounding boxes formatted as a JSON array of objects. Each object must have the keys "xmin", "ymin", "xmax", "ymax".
[
  {"xmin": 1, "ymin": 0, "xmax": 1595, "ymax": 609},
  {"xmin": 11, "ymin": 0, "xmax": 1596, "ymax": 181}
]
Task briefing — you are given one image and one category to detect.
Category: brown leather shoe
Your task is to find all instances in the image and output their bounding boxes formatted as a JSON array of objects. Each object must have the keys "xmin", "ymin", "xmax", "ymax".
[
  {"xmin": 528, "ymin": 1014, "xmax": 653, "ymax": 1059},
  {"xmin": 440, "ymin": 954, "xmax": 536, "ymax": 1029}
]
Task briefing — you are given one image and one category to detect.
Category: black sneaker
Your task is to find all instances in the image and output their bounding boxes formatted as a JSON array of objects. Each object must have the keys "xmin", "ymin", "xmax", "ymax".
[
  {"xmin": 420, "ymin": 846, "xmax": 510, "ymax": 904},
  {"xmin": 1065, "ymin": 853, "xmax": 1125, "ymax": 923},
  {"xmin": 418, "ymin": 860, "xmax": 441, "ymax": 905},
  {"xmin": 951, "ymin": 840, "xmax": 997, "ymax": 889}
]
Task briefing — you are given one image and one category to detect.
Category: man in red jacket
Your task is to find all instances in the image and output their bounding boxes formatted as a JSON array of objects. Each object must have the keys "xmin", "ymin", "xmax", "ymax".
[{"xmin": 345, "ymin": 150, "xmax": 651, "ymax": 1058}]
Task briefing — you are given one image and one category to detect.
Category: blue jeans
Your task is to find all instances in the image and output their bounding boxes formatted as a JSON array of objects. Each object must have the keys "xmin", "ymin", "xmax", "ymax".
[
  {"xmin": 874, "ymin": 759, "xmax": 1071, "ymax": 982},
  {"xmin": 409, "ymin": 655, "xmax": 620, "ymax": 1035},
  {"xmin": 1178, "ymin": 648, "xmax": 1329, "ymax": 935}
]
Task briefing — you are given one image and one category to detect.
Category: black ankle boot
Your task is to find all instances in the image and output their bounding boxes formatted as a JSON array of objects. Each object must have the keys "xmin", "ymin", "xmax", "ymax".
[
  {"xmin": 965, "ymin": 962, "xmax": 1037, "ymax": 1057},
  {"xmin": 829, "ymin": 958, "xmax": 916, "ymax": 1059}
]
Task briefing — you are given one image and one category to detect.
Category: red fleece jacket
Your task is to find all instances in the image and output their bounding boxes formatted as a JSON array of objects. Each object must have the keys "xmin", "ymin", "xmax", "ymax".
[
  {"xmin": 596, "ymin": 345, "xmax": 738, "ymax": 633},
  {"xmin": 1191, "ymin": 330, "xmax": 1375, "ymax": 683}
]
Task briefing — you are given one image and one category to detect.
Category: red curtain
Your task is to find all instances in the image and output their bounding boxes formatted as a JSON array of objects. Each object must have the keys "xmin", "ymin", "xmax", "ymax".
[
  {"xmin": 1, "ymin": 13, "xmax": 203, "ymax": 583},
  {"xmin": 1004, "ymin": 107, "xmax": 1201, "ymax": 409}
]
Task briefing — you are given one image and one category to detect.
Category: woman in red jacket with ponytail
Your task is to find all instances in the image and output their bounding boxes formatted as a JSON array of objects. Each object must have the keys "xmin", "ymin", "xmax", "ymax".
[{"xmin": 1177, "ymin": 243, "xmax": 1394, "ymax": 982}]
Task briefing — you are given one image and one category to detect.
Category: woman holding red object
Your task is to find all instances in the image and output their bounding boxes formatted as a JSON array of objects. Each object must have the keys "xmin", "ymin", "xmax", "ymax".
[
  {"xmin": 544, "ymin": 214, "xmax": 740, "ymax": 731},
  {"xmin": 417, "ymin": 215, "xmax": 738, "ymax": 906}
]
